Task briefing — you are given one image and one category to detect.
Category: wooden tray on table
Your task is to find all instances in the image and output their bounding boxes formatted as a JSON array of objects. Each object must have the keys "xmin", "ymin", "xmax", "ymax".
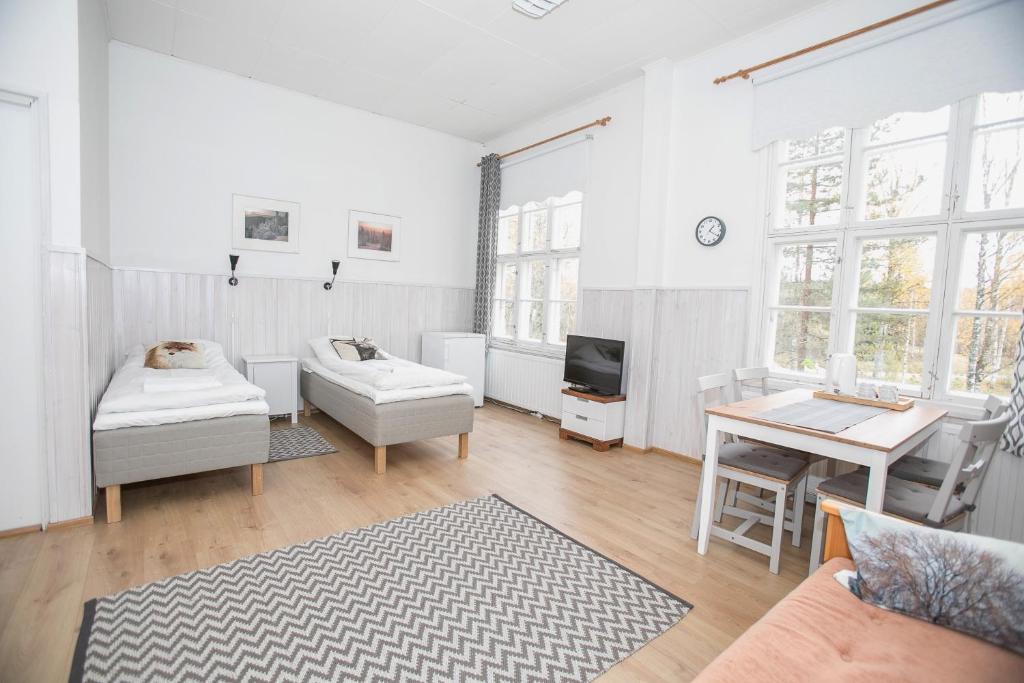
[{"xmin": 812, "ymin": 390, "xmax": 915, "ymax": 412}]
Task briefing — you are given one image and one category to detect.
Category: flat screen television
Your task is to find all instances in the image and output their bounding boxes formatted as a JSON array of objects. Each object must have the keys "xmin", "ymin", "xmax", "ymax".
[{"xmin": 563, "ymin": 334, "xmax": 624, "ymax": 396}]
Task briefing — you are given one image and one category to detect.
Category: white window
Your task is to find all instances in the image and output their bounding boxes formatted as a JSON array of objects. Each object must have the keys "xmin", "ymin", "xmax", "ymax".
[
  {"xmin": 760, "ymin": 91, "xmax": 1024, "ymax": 402},
  {"xmin": 492, "ymin": 191, "xmax": 582, "ymax": 350}
]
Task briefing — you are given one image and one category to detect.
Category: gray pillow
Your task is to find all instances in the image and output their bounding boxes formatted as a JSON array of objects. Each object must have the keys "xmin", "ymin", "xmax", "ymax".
[
  {"xmin": 330, "ymin": 337, "xmax": 385, "ymax": 362},
  {"xmin": 840, "ymin": 507, "xmax": 1024, "ymax": 655}
]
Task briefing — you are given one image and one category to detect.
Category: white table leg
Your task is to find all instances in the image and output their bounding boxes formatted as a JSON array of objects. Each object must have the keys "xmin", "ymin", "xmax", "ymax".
[
  {"xmin": 291, "ymin": 410, "xmax": 298, "ymax": 424},
  {"xmin": 865, "ymin": 458, "xmax": 887, "ymax": 512},
  {"xmin": 697, "ymin": 416, "xmax": 722, "ymax": 556}
]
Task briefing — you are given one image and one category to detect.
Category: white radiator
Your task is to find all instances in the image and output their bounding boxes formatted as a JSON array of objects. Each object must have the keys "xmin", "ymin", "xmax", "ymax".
[{"xmin": 485, "ymin": 348, "xmax": 566, "ymax": 418}]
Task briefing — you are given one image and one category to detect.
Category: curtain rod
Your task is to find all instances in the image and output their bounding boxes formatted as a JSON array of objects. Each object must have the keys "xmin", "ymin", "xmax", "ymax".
[
  {"xmin": 712, "ymin": 0, "xmax": 956, "ymax": 85},
  {"xmin": 478, "ymin": 116, "xmax": 611, "ymax": 166}
]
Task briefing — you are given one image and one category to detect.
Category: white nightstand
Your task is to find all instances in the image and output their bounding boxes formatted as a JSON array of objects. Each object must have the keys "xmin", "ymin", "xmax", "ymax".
[
  {"xmin": 559, "ymin": 388, "xmax": 626, "ymax": 451},
  {"xmin": 243, "ymin": 355, "xmax": 299, "ymax": 423}
]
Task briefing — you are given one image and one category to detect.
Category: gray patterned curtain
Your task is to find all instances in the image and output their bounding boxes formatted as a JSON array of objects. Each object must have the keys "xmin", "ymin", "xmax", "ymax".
[
  {"xmin": 1000, "ymin": 310, "xmax": 1024, "ymax": 456},
  {"xmin": 472, "ymin": 154, "xmax": 501, "ymax": 336}
]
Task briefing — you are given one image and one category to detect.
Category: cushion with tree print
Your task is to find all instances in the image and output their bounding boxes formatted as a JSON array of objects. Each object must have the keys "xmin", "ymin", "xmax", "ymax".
[
  {"xmin": 840, "ymin": 508, "xmax": 1024, "ymax": 655},
  {"xmin": 330, "ymin": 337, "xmax": 386, "ymax": 362}
]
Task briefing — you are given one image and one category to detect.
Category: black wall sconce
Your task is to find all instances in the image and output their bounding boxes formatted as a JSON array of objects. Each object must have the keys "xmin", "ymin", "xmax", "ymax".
[
  {"xmin": 228, "ymin": 254, "xmax": 240, "ymax": 286},
  {"xmin": 324, "ymin": 260, "xmax": 340, "ymax": 290}
]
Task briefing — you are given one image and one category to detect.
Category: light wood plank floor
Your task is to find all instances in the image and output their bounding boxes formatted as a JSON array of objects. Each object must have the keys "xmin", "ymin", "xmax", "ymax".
[{"xmin": 0, "ymin": 404, "xmax": 815, "ymax": 682}]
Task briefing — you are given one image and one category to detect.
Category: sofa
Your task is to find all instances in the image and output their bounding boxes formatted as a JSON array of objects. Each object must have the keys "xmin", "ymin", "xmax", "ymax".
[{"xmin": 695, "ymin": 500, "xmax": 1024, "ymax": 681}]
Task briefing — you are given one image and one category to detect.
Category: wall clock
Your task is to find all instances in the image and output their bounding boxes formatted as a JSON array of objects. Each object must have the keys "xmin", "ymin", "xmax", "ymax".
[{"xmin": 695, "ymin": 216, "xmax": 726, "ymax": 247}]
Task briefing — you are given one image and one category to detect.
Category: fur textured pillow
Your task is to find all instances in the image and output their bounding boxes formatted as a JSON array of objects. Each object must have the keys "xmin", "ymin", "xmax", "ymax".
[
  {"xmin": 330, "ymin": 337, "xmax": 385, "ymax": 362},
  {"xmin": 144, "ymin": 341, "xmax": 206, "ymax": 369}
]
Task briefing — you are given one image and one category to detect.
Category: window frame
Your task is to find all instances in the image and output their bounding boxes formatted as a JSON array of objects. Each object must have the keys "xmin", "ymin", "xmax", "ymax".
[
  {"xmin": 491, "ymin": 192, "xmax": 583, "ymax": 356},
  {"xmin": 756, "ymin": 93, "xmax": 1024, "ymax": 407}
]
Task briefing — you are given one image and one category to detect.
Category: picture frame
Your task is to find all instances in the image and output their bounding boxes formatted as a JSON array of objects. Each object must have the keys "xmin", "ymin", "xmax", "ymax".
[
  {"xmin": 232, "ymin": 194, "xmax": 300, "ymax": 254},
  {"xmin": 348, "ymin": 210, "xmax": 401, "ymax": 262}
]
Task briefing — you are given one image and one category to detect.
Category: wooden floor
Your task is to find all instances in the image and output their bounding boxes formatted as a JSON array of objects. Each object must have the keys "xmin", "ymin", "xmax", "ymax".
[{"xmin": 0, "ymin": 403, "xmax": 816, "ymax": 682}]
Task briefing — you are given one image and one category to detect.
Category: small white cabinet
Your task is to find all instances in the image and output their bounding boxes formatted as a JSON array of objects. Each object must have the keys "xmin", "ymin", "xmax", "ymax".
[
  {"xmin": 243, "ymin": 355, "xmax": 299, "ymax": 423},
  {"xmin": 421, "ymin": 332, "xmax": 485, "ymax": 407},
  {"xmin": 559, "ymin": 388, "xmax": 626, "ymax": 451}
]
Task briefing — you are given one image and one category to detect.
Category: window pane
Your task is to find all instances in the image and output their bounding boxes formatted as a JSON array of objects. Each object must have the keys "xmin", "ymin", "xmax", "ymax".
[
  {"xmin": 551, "ymin": 203, "xmax": 581, "ymax": 249},
  {"xmin": 781, "ymin": 162, "xmax": 843, "ymax": 227},
  {"xmin": 776, "ymin": 243, "xmax": 836, "ymax": 306},
  {"xmin": 549, "ymin": 302, "xmax": 576, "ymax": 344},
  {"xmin": 782, "ymin": 127, "xmax": 844, "ymax": 161},
  {"xmin": 957, "ymin": 230, "xmax": 1024, "ymax": 312},
  {"xmin": 555, "ymin": 258, "xmax": 578, "ymax": 301},
  {"xmin": 856, "ymin": 235, "xmax": 936, "ymax": 309},
  {"xmin": 492, "ymin": 300, "xmax": 515, "ymax": 338},
  {"xmin": 523, "ymin": 209, "xmax": 548, "ymax": 251},
  {"xmin": 949, "ymin": 315, "xmax": 1021, "ymax": 396},
  {"xmin": 518, "ymin": 301, "xmax": 544, "ymax": 342},
  {"xmin": 867, "ymin": 108, "xmax": 949, "ymax": 145},
  {"xmin": 520, "ymin": 260, "xmax": 546, "ymax": 300},
  {"xmin": 862, "ymin": 140, "xmax": 946, "ymax": 219},
  {"xmin": 771, "ymin": 310, "xmax": 830, "ymax": 375},
  {"xmin": 495, "ymin": 262, "xmax": 517, "ymax": 299},
  {"xmin": 852, "ymin": 313, "xmax": 928, "ymax": 387},
  {"xmin": 965, "ymin": 125, "xmax": 1024, "ymax": 212},
  {"xmin": 497, "ymin": 212, "xmax": 519, "ymax": 255},
  {"xmin": 975, "ymin": 91, "xmax": 1024, "ymax": 126}
]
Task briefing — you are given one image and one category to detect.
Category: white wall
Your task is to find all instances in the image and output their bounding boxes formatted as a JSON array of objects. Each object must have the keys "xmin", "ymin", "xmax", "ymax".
[
  {"xmin": 0, "ymin": 0, "xmax": 82, "ymax": 248},
  {"xmin": 483, "ymin": 78, "xmax": 644, "ymax": 290},
  {"xmin": 79, "ymin": 0, "xmax": 110, "ymax": 261},
  {"xmin": 109, "ymin": 43, "xmax": 482, "ymax": 287}
]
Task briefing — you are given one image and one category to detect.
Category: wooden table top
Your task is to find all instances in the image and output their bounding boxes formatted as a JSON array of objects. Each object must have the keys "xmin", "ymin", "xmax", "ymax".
[{"xmin": 705, "ymin": 388, "xmax": 948, "ymax": 452}]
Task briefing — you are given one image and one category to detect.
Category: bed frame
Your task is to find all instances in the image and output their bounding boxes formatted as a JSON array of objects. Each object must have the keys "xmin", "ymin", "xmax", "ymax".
[
  {"xmin": 300, "ymin": 370, "xmax": 473, "ymax": 474},
  {"xmin": 93, "ymin": 414, "xmax": 269, "ymax": 523}
]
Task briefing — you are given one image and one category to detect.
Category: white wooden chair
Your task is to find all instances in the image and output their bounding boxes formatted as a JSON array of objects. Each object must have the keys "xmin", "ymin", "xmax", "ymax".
[
  {"xmin": 888, "ymin": 395, "xmax": 1006, "ymax": 488},
  {"xmin": 689, "ymin": 372, "xmax": 810, "ymax": 574},
  {"xmin": 808, "ymin": 406, "xmax": 1011, "ymax": 573}
]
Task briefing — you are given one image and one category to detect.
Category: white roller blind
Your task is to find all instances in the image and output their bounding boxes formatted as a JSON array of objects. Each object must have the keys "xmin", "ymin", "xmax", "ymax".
[
  {"xmin": 752, "ymin": 0, "xmax": 1024, "ymax": 149},
  {"xmin": 500, "ymin": 136, "xmax": 589, "ymax": 209}
]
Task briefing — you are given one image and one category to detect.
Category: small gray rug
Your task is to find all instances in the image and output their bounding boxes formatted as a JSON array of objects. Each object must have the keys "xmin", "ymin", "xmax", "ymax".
[
  {"xmin": 70, "ymin": 495, "xmax": 691, "ymax": 683},
  {"xmin": 269, "ymin": 424, "xmax": 337, "ymax": 462}
]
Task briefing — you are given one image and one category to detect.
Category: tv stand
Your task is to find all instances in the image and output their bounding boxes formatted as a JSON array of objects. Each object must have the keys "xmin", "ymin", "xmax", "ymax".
[{"xmin": 559, "ymin": 388, "xmax": 626, "ymax": 452}]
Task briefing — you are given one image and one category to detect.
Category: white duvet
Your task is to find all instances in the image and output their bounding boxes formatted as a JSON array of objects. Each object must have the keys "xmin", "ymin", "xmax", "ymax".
[
  {"xmin": 93, "ymin": 340, "xmax": 269, "ymax": 430},
  {"xmin": 302, "ymin": 358, "xmax": 473, "ymax": 404}
]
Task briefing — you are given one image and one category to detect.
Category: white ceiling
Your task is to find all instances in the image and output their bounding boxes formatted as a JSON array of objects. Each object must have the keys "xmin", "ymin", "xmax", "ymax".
[{"xmin": 103, "ymin": 0, "xmax": 825, "ymax": 142}]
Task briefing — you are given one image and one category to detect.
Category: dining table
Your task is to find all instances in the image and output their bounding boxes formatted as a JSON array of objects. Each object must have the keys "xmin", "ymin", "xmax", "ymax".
[{"xmin": 695, "ymin": 388, "xmax": 948, "ymax": 558}]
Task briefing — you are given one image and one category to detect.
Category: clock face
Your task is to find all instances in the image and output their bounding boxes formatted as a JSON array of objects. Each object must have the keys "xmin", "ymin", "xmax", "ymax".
[{"xmin": 695, "ymin": 216, "xmax": 725, "ymax": 247}]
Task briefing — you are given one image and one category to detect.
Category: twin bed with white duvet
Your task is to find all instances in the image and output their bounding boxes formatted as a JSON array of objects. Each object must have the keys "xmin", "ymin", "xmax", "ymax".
[
  {"xmin": 300, "ymin": 337, "xmax": 475, "ymax": 474},
  {"xmin": 92, "ymin": 341, "xmax": 270, "ymax": 523}
]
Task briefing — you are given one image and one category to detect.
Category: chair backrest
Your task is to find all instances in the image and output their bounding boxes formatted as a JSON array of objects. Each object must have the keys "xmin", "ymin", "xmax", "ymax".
[
  {"xmin": 926, "ymin": 404, "xmax": 1011, "ymax": 525},
  {"xmin": 982, "ymin": 394, "xmax": 1007, "ymax": 419},
  {"xmin": 733, "ymin": 366, "xmax": 770, "ymax": 398},
  {"xmin": 696, "ymin": 372, "xmax": 734, "ymax": 456}
]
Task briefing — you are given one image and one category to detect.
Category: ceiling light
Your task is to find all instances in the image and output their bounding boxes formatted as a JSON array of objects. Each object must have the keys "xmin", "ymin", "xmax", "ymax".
[{"xmin": 512, "ymin": 0, "xmax": 568, "ymax": 19}]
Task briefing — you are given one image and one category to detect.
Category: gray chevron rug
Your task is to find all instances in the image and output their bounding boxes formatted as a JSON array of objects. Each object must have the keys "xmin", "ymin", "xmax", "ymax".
[
  {"xmin": 269, "ymin": 424, "xmax": 337, "ymax": 462},
  {"xmin": 70, "ymin": 495, "xmax": 691, "ymax": 683}
]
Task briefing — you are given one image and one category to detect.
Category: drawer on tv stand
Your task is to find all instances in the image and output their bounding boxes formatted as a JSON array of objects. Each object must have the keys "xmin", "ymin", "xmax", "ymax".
[{"xmin": 561, "ymin": 393, "xmax": 611, "ymax": 421}]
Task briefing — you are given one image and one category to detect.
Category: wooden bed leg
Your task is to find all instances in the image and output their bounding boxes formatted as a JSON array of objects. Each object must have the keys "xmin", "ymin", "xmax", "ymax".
[
  {"xmin": 458, "ymin": 433, "xmax": 469, "ymax": 459},
  {"xmin": 251, "ymin": 463, "xmax": 264, "ymax": 496},
  {"xmin": 303, "ymin": 400, "xmax": 311, "ymax": 417},
  {"xmin": 374, "ymin": 446, "xmax": 386, "ymax": 475},
  {"xmin": 106, "ymin": 485, "xmax": 122, "ymax": 524}
]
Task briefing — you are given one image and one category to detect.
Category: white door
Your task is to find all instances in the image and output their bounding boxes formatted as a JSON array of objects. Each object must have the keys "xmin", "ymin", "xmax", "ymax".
[{"xmin": 0, "ymin": 95, "xmax": 45, "ymax": 531}]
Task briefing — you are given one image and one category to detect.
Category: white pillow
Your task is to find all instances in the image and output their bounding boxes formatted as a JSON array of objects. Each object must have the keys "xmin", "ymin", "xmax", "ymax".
[{"xmin": 308, "ymin": 336, "xmax": 338, "ymax": 365}]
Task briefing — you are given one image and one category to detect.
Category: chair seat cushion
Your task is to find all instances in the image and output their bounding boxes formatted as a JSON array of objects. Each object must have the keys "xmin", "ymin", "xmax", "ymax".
[
  {"xmin": 888, "ymin": 455, "xmax": 948, "ymax": 488},
  {"xmin": 816, "ymin": 471, "xmax": 966, "ymax": 525},
  {"xmin": 718, "ymin": 443, "xmax": 808, "ymax": 482}
]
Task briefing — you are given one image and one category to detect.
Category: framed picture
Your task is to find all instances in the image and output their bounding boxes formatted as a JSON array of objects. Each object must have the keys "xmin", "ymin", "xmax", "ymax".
[
  {"xmin": 232, "ymin": 194, "xmax": 300, "ymax": 253},
  {"xmin": 348, "ymin": 210, "xmax": 401, "ymax": 261}
]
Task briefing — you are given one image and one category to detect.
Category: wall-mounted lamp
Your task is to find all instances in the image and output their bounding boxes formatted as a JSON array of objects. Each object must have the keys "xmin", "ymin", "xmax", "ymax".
[
  {"xmin": 324, "ymin": 260, "xmax": 340, "ymax": 290},
  {"xmin": 228, "ymin": 254, "xmax": 240, "ymax": 286}
]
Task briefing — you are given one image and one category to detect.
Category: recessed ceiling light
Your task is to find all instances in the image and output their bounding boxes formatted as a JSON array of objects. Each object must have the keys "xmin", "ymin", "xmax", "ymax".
[{"xmin": 512, "ymin": 0, "xmax": 568, "ymax": 19}]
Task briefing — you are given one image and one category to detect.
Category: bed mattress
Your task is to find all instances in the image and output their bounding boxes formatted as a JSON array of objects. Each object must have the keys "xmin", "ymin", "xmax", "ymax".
[
  {"xmin": 301, "ymin": 358, "xmax": 473, "ymax": 404},
  {"xmin": 92, "ymin": 414, "xmax": 269, "ymax": 488},
  {"xmin": 93, "ymin": 399, "xmax": 270, "ymax": 430},
  {"xmin": 301, "ymin": 370, "xmax": 473, "ymax": 447}
]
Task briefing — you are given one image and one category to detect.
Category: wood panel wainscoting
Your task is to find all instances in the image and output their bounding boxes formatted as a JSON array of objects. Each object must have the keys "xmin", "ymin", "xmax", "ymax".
[{"xmin": 0, "ymin": 403, "xmax": 818, "ymax": 682}]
